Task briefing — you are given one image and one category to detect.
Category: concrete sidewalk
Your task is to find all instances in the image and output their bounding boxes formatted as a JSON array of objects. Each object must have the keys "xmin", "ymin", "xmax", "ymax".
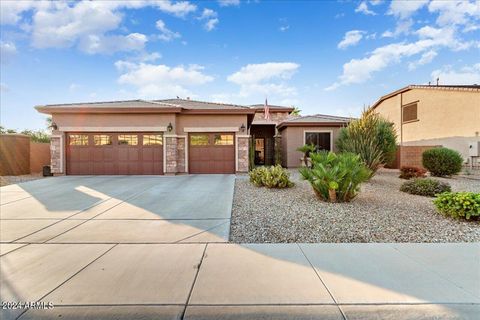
[{"xmin": 1, "ymin": 243, "xmax": 479, "ymax": 320}]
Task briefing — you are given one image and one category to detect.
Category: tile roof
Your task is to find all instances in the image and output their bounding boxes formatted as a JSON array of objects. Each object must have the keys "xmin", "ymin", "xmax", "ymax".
[
  {"xmin": 372, "ymin": 84, "xmax": 480, "ymax": 109},
  {"xmin": 281, "ymin": 114, "xmax": 352, "ymax": 123},
  {"xmin": 154, "ymin": 98, "xmax": 250, "ymax": 110},
  {"xmin": 36, "ymin": 99, "xmax": 177, "ymax": 109}
]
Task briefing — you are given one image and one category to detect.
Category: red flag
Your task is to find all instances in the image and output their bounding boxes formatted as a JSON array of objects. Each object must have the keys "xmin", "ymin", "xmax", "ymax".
[{"xmin": 264, "ymin": 98, "xmax": 271, "ymax": 121}]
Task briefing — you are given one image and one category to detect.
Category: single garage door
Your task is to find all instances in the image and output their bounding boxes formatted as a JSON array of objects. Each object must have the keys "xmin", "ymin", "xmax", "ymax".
[
  {"xmin": 189, "ymin": 133, "xmax": 235, "ymax": 174},
  {"xmin": 66, "ymin": 133, "xmax": 163, "ymax": 175}
]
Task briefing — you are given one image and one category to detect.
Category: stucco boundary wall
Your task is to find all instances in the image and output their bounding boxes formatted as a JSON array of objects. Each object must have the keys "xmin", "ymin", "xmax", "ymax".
[{"xmin": 0, "ymin": 134, "xmax": 50, "ymax": 175}]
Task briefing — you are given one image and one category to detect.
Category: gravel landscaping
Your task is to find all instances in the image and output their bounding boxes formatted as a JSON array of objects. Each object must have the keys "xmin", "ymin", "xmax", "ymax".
[
  {"xmin": 0, "ymin": 173, "xmax": 45, "ymax": 187},
  {"xmin": 230, "ymin": 169, "xmax": 480, "ymax": 243}
]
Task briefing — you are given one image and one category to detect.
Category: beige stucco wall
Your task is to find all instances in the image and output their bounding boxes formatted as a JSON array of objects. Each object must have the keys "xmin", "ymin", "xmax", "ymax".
[
  {"xmin": 53, "ymin": 113, "xmax": 176, "ymax": 130},
  {"xmin": 280, "ymin": 126, "xmax": 342, "ymax": 168},
  {"xmin": 176, "ymin": 114, "xmax": 248, "ymax": 135},
  {"xmin": 375, "ymin": 88, "xmax": 480, "ymax": 159},
  {"xmin": 253, "ymin": 111, "xmax": 290, "ymax": 124}
]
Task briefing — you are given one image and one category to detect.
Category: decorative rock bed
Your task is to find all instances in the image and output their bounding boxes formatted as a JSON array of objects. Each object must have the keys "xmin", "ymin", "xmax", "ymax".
[{"xmin": 230, "ymin": 169, "xmax": 480, "ymax": 243}]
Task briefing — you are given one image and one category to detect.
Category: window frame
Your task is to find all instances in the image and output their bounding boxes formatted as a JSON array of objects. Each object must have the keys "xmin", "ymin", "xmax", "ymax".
[
  {"xmin": 402, "ymin": 102, "xmax": 419, "ymax": 124},
  {"xmin": 214, "ymin": 133, "xmax": 234, "ymax": 146},
  {"xmin": 93, "ymin": 134, "xmax": 113, "ymax": 146},
  {"xmin": 117, "ymin": 134, "xmax": 138, "ymax": 146},
  {"xmin": 68, "ymin": 134, "xmax": 89, "ymax": 146},
  {"xmin": 189, "ymin": 134, "xmax": 210, "ymax": 146},
  {"xmin": 303, "ymin": 130, "xmax": 333, "ymax": 152},
  {"xmin": 142, "ymin": 134, "xmax": 163, "ymax": 146}
]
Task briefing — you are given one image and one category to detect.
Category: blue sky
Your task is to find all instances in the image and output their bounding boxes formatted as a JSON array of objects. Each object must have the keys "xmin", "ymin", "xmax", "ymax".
[{"xmin": 1, "ymin": 0, "xmax": 479, "ymax": 130}]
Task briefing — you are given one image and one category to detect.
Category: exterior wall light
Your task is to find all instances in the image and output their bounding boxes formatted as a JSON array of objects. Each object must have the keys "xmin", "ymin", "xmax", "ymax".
[
  {"xmin": 167, "ymin": 122, "xmax": 173, "ymax": 132},
  {"xmin": 51, "ymin": 122, "xmax": 58, "ymax": 130},
  {"xmin": 240, "ymin": 123, "xmax": 246, "ymax": 132}
]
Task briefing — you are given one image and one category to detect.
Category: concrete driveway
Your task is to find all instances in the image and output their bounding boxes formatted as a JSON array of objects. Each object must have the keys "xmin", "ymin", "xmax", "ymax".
[
  {"xmin": 0, "ymin": 175, "xmax": 235, "ymax": 244},
  {"xmin": 1, "ymin": 176, "xmax": 479, "ymax": 319}
]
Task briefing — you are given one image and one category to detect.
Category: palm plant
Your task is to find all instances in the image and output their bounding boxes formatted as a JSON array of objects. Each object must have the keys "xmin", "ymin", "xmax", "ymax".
[
  {"xmin": 299, "ymin": 151, "xmax": 371, "ymax": 202},
  {"xmin": 297, "ymin": 143, "xmax": 316, "ymax": 167}
]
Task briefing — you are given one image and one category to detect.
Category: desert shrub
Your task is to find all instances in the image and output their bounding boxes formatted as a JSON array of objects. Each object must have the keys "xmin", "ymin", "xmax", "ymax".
[
  {"xmin": 336, "ymin": 107, "xmax": 397, "ymax": 177},
  {"xmin": 299, "ymin": 151, "xmax": 371, "ymax": 202},
  {"xmin": 433, "ymin": 192, "xmax": 480, "ymax": 220},
  {"xmin": 399, "ymin": 166, "xmax": 427, "ymax": 179},
  {"xmin": 249, "ymin": 165, "xmax": 294, "ymax": 188},
  {"xmin": 400, "ymin": 178, "xmax": 451, "ymax": 197},
  {"xmin": 422, "ymin": 147, "xmax": 463, "ymax": 177}
]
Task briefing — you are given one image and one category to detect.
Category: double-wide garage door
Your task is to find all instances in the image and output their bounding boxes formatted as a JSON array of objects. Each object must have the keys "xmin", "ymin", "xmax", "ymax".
[
  {"xmin": 66, "ymin": 132, "xmax": 163, "ymax": 175},
  {"xmin": 189, "ymin": 133, "xmax": 235, "ymax": 174}
]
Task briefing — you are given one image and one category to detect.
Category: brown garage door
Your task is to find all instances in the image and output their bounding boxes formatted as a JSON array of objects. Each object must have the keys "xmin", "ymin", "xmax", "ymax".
[
  {"xmin": 66, "ymin": 133, "xmax": 163, "ymax": 175},
  {"xmin": 189, "ymin": 133, "xmax": 235, "ymax": 174}
]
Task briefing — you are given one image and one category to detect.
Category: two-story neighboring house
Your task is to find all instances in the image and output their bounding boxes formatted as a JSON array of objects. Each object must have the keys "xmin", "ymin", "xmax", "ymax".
[{"xmin": 372, "ymin": 85, "xmax": 480, "ymax": 167}]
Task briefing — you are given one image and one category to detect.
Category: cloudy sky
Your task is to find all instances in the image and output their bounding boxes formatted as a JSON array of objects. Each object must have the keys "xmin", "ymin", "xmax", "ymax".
[{"xmin": 1, "ymin": 0, "xmax": 479, "ymax": 130}]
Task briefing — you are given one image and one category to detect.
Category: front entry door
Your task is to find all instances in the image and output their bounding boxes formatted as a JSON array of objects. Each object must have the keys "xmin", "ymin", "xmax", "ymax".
[{"xmin": 255, "ymin": 138, "xmax": 265, "ymax": 165}]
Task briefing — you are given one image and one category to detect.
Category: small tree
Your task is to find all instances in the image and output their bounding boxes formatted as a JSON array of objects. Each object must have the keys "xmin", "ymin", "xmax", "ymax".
[
  {"xmin": 336, "ymin": 107, "xmax": 397, "ymax": 177},
  {"xmin": 291, "ymin": 106, "xmax": 301, "ymax": 116}
]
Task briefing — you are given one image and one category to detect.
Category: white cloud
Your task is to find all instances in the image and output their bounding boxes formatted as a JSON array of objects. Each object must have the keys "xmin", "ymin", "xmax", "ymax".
[
  {"xmin": 428, "ymin": 0, "xmax": 480, "ymax": 28},
  {"xmin": 388, "ymin": 0, "xmax": 429, "ymax": 19},
  {"xmin": 431, "ymin": 64, "xmax": 480, "ymax": 85},
  {"xmin": 69, "ymin": 83, "xmax": 81, "ymax": 92},
  {"xmin": 0, "ymin": 41, "xmax": 17, "ymax": 64},
  {"xmin": 116, "ymin": 62, "xmax": 214, "ymax": 98},
  {"xmin": 199, "ymin": 8, "xmax": 219, "ymax": 31},
  {"xmin": 408, "ymin": 50, "xmax": 437, "ymax": 70},
  {"xmin": 79, "ymin": 33, "xmax": 147, "ymax": 54},
  {"xmin": 326, "ymin": 26, "xmax": 472, "ymax": 90},
  {"xmin": 381, "ymin": 18, "xmax": 414, "ymax": 38},
  {"xmin": 156, "ymin": 20, "xmax": 181, "ymax": 41},
  {"xmin": 369, "ymin": 0, "xmax": 383, "ymax": 6},
  {"xmin": 227, "ymin": 62, "xmax": 300, "ymax": 97},
  {"xmin": 355, "ymin": 2, "xmax": 376, "ymax": 16},
  {"xmin": 2, "ymin": 1, "xmax": 196, "ymax": 54},
  {"xmin": 218, "ymin": 0, "xmax": 240, "ymax": 7},
  {"xmin": 338, "ymin": 30, "xmax": 365, "ymax": 49},
  {"xmin": 279, "ymin": 25, "xmax": 290, "ymax": 32}
]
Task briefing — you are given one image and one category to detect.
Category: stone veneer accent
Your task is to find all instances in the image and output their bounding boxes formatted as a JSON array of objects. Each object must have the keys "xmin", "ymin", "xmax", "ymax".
[
  {"xmin": 165, "ymin": 136, "xmax": 178, "ymax": 174},
  {"xmin": 50, "ymin": 135, "xmax": 63, "ymax": 174},
  {"xmin": 237, "ymin": 136, "xmax": 250, "ymax": 172},
  {"xmin": 176, "ymin": 137, "xmax": 186, "ymax": 173}
]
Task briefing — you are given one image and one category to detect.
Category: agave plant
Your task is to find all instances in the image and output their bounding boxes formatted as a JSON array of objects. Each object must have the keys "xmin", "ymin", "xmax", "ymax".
[{"xmin": 299, "ymin": 151, "xmax": 371, "ymax": 202}]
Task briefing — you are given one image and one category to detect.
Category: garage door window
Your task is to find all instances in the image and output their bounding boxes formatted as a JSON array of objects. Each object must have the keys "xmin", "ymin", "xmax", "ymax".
[
  {"xmin": 214, "ymin": 134, "xmax": 234, "ymax": 145},
  {"xmin": 69, "ymin": 134, "xmax": 88, "ymax": 146},
  {"xmin": 143, "ymin": 134, "xmax": 163, "ymax": 145},
  {"xmin": 190, "ymin": 134, "xmax": 209, "ymax": 146},
  {"xmin": 94, "ymin": 135, "xmax": 112, "ymax": 146},
  {"xmin": 118, "ymin": 134, "xmax": 138, "ymax": 145}
]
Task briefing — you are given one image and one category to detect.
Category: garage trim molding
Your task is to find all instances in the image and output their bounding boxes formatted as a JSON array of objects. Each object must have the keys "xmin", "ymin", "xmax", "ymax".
[
  {"xmin": 183, "ymin": 127, "xmax": 240, "ymax": 133},
  {"xmin": 59, "ymin": 126, "xmax": 168, "ymax": 132}
]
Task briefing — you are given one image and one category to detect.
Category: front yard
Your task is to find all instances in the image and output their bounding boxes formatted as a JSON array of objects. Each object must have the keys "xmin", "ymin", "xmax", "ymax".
[{"xmin": 230, "ymin": 169, "xmax": 480, "ymax": 243}]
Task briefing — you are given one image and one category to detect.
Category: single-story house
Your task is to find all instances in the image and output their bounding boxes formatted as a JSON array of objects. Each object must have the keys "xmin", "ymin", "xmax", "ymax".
[
  {"xmin": 36, "ymin": 98, "xmax": 350, "ymax": 175},
  {"xmin": 372, "ymin": 84, "xmax": 480, "ymax": 167}
]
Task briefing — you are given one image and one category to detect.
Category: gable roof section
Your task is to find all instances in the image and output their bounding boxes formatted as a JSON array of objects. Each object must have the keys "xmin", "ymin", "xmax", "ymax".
[
  {"xmin": 371, "ymin": 84, "xmax": 480, "ymax": 110},
  {"xmin": 249, "ymin": 104, "xmax": 295, "ymax": 112},
  {"xmin": 277, "ymin": 114, "xmax": 351, "ymax": 130},
  {"xmin": 36, "ymin": 98, "xmax": 254, "ymax": 114}
]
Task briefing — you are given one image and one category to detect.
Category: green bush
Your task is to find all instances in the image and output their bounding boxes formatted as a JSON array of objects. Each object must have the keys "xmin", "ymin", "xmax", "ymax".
[
  {"xmin": 399, "ymin": 166, "xmax": 427, "ymax": 179},
  {"xmin": 336, "ymin": 107, "xmax": 397, "ymax": 177},
  {"xmin": 249, "ymin": 165, "xmax": 294, "ymax": 188},
  {"xmin": 422, "ymin": 147, "xmax": 463, "ymax": 177},
  {"xmin": 299, "ymin": 151, "xmax": 371, "ymax": 202},
  {"xmin": 433, "ymin": 192, "xmax": 480, "ymax": 220},
  {"xmin": 400, "ymin": 178, "xmax": 451, "ymax": 197}
]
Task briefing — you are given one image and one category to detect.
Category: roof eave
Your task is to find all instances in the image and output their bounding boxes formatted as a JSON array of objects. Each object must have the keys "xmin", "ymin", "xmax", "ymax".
[
  {"xmin": 35, "ymin": 106, "xmax": 182, "ymax": 114},
  {"xmin": 277, "ymin": 121, "xmax": 349, "ymax": 130}
]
